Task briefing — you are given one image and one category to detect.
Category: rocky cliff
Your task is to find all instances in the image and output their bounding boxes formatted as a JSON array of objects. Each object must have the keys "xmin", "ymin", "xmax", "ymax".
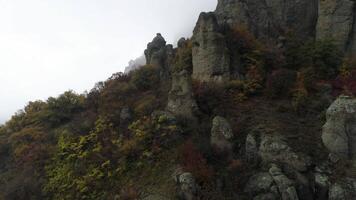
[
  {"xmin": 190, "ymin": 0, "xmax": 356, "ymax": 82},
  {"xmin": 215, "ymin": 0, "xmax": 319, "ymax": 40},
  {"xmin": 316, "ymin": 0, "xmax": 356, "ymax": 53}
]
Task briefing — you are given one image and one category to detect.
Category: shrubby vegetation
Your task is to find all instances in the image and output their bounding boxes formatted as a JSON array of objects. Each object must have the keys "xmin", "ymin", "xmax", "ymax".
[
  {"xmin": 0, "ymin": 24, "xmax": 353, "ymax": 199},
  {"xmin": 0, "ymin": 65, "xmax": 167, "ymax": 199}
]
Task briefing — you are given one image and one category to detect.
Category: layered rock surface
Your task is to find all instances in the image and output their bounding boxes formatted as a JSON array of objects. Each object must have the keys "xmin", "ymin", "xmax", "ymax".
[
  {"xmin": 215, "ymin": 0, "xmax": 318, "ymax": 40},
  {"xmin": 144, "ymin": 33, "xmax": 175, "ymax": 80},
  {"xmin": 322, "ymin": 96, "xmax": 356, "ymax": 163},
  {"xmin": 316, "ymin": 0, "xmax": 356, "ymax": 53},
  {"xmin": 210, "ymin": 116, "xmax": 234, "ymax": 152},
  {"xmin": 192, "ymin": 12, "xmax": 230, "ymax": 82},
  {"xmin": 167, "ymin": 70, "xmax": 198, "ymax": 119}
]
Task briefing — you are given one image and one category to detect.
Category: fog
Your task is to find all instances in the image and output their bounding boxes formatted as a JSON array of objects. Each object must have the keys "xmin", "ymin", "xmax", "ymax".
[{"xmin": 0, "ymin": 0, "xmax": 217, "ymax": 124}]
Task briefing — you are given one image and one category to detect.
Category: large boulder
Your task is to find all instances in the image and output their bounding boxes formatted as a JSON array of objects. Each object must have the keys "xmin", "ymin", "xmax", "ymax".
[
  {"xmin": 211, "ymin": 116, "xmax": 234, "ymax": 152},
  {"xmin": 316, "ymin": 0, "xmax": 356, "ymax": 53},
  {"xmin": 215, "ymin": 0, "xmax": 318, "ymax": 41},
  {"xmin": 244, "ymin": 172, "xmax": 275, "ymax": 196},
  {"xmin": 322, "ymin": 96, "xmax": 356, "ymax": 163},
  {"xmin": 192, "ymin": 12, "xmax": 230, "ymax": 82},
  {"xmin": 173, "ymin": 170, "xmax": 199, "ymax": 200},
  {"xmin": 244, "ymin": 165, "xmax": 300, "ymax": 200},
  {"xmin": 167, "ymin": 70, "xmax": 198, "ymax": 119}
]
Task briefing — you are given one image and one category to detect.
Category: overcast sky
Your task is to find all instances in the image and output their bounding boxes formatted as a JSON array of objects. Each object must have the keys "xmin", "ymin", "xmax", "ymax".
[{"xmin": 0, "ymin": 0, "xmax": 217, "ymax": 124}]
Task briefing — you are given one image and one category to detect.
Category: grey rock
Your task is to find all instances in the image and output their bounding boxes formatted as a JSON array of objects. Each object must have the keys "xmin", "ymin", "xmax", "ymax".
[
  {"xmin": 175, "ymin": 172, "xmax": 198, "ymax": 200},
  {"xmin": 177, "ymin": 37, "xmax": 187, "ymax": 48},
  {"xmin": 246, "ymin": 134, "xmax": 259, "ymax": 165},
  {"xmin": 244, "ymin": 172, "xmax": 274, "ymax": 195},
  {"xmin": 120, "ymin": 106, "xmax": 132, "ymax": 123},
  {"xmin": 316, "ymin": 0, "xmax": 356, "ymax": 53},
  {"xmin": 259, "ymin": 134, "xmax": 311, "ymax": 172},
  {"xmin": 253, "ymin": 193, "xmax": 278, "ymax": 200},
  {"xmin": 211, "ymin": 116, "xmax": 233, "ymax": 152},
  {"xmin": 329, "ymin": 178, "xmax": 356, "ymax": 200},
  {"xmin": 145, "ymin": 33, "xmax": 167, "ymax": 65},
  {"xmin": 269, "ymin": 164, "xmax": 299, "ymax": 200},
  {"xmin": 144, "ymin": 33, "xmax": 175, "ymax": 80},
  {"xmin": 167, "ymin": 70, "xmax": 198, "ymax": 119},
  {"xmin": 322, "ymin": 96, "xmax": 356, "ymax": 162},
  {"xmin": 315, "ymin": 173, "xmax": 330, "ymax": 200},
  {"xmin": 329, "ymin": 183, "xmax": 347, "ymax": 200},
  {"xmin": 215, "ymin": 0, "xmax": 318, "ymax": 41},
  {"xmin": 192, "ymin": 12, "xmax": 230, "ymax": 82}
]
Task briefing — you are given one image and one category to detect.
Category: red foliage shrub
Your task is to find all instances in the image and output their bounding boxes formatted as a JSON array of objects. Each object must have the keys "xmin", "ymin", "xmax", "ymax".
[
  {"xmin": 192, "ymin": 81, "xmax": 225, "ymax": 115},
  {"xmin": 119, "ymin": 186, "xmax": 139, "ymax": 200},
  {"xmin": 332, "ymin": 70, "xmax": 356, "ymax": 96},
  {"xmin": 179, "ymin": 140, "xmax": 214, "ymax": 183}
]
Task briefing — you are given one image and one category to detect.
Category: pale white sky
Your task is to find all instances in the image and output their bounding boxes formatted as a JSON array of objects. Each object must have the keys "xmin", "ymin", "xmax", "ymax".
[{"xmin": 0, "ymin": 0, "xmax": 217, "ymax": 124}]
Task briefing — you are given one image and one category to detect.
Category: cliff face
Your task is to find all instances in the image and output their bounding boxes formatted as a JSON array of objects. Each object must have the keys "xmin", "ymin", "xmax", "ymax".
[
  {"xmin": 214, "ymin": 0, "xmax": 356, "ymax": 52},
  {"xmin": 192, "ymin": 13, "xmax": 230, "ymax": 82},
  {"xmin": 191, "ymin": 0, "xmax": 356, "ymax": 82},
  {"xmin": 316, "ymin": 0, "xmax": 356, "ymax": 53},
  {"xmin": 215, "ymin": 0, "xmax": 319, "ymax": 40}
]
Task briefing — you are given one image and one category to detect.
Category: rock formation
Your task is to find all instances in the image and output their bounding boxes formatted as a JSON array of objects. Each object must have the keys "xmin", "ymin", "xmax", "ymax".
[
  {"xmin": 328, "ymin": 178, "xmax": 356, "ymax": 200},
  {"xmin": 174, "ymin": 172, "xmax": 199, "ymax": 200},
  {"xmin": 316, "ymin": 0, "xmax": 356, "ymax": 53},
  {"xmin": 167, "ymin": 70, "xmax": 197, "ymax": 119},
  {"xmin": 258, "ymin": 134, "xmax": 311, "ymax": 172},
  {"xmin": 192, "ymin": 12, "xmax": 230, "ymax": 82},
  {"xmin": 215, "ymin": 0, "xmax": 318, "ymax": 40},
  {"xmin": 322, "ymin": 95, "xmax": 356, "ymax": 163},
  {"xmin": 210, "ymin": 116, "xmax": 233, "ymax": 152},
  {"xmin": 144, "ymin": 33, "xmax": 175, "ymax": 80},
  {"xmin": 244, "ymin": 164, "xmax": 300, "ymax": 200},
  {"xmin": 245, "ymin": 133, "xmax": 259, "ymax": 165}
]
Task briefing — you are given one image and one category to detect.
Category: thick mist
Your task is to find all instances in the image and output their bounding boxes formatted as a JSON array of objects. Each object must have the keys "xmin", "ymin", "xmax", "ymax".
[{"xmin": 0, "ymin": 0, "xmax": 217, "ymax": 124}]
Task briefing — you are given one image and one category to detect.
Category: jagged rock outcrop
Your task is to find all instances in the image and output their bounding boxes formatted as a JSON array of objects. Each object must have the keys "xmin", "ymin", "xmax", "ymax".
[
  {"xmin": 245, "ymin": 165, "xmax": 299, "ymax": 200},
  {"xmin": 258, "ymin": 134, "xmax": 311, "ymax": 172},
  {"xmin": 269, "ymin": 164, "xmax": 299, "ymax": 200},
  {"xmin": 215, "ymin": 0, "xmax": 318, "ymax": 40},
  {"xmin": 322, "ymin": 96, "xmax": 356, "ymax": 163},
  {"xmin": 192, "ymin": 12, "xmax": 230, "ymax": 82},
  {"xmin": 173, "ymin": 169, "xmax": 199, "ymax": 200},
  {"xmin": 329, "ymin": 178, "xmax": 356, "ymax": 200},
  {"xmin": 211, "ymin": 116, "xmax": 234, "ymax": 152},
  {"xmin": 244, "ymin": 172, "xmax": 275, "ymax": 196},
  {"xmin": 144, "ymin": 33, "xmax": 175, "ymax": 80},
  {"xmin": 167, "ymin": 70, "xmax": 197, "ymax": 119},
  {"xmin": 316, "ymin": 0, "xmax": 356, "ymax": 53}
]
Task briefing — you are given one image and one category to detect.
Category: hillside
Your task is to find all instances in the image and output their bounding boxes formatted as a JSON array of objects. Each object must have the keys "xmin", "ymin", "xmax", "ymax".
[{"xmin": 1, "ymin": 0, "xmax": 356, "ymax": 199}]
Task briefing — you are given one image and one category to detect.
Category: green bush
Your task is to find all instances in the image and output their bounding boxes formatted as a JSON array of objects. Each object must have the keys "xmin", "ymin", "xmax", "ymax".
[
  {"xmin": 130, "ymin": 65, "xmax": 160, "ymax": 91},
  {"xmin": 42, "ymin": 91, "xmax": 85, "ymax": 127},
  {"xmin": 285, "ymin": 38, "xmax": 343, "ymax": 78},
  {"xmin": 43, "ymin": 117, "xmax": 121, "ymax": 200}
]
